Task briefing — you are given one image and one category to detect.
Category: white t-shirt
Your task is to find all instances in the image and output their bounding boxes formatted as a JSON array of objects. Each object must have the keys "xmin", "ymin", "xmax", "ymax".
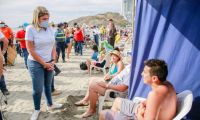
[
  {"xmin": 25, "ymin": 25, "xmax": 55, "ymax": 62},
  {"xmin": 110, "ymin": 64, "xmax": 131, "ymax": 86},
  {"xmin": 0, "ymin": 31, "xmax": 5, "ymax": 39}
]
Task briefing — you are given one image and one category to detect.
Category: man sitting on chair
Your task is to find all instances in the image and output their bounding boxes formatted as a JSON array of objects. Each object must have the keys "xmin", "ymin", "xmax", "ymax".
[{"xmin": 99, "ymin": 59, "xmax": 177, "ymax": 120}]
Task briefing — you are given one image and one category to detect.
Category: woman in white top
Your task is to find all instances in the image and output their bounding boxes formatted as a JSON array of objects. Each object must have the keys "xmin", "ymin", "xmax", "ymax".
[{"xmin": 25, "ymin": 6, "xmax": 62, "ymax": 120}]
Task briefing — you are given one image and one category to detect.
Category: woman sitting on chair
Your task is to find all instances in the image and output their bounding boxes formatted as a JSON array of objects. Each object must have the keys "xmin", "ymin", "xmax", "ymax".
[{"xmin": 75, "ymin": 50, "xmax": 124, "ymax": 117}]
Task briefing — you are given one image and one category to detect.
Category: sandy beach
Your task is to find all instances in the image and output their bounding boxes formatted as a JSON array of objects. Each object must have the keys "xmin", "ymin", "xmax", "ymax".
[{"xmin": 3, "ymin": 48, "xmax": 103, "ymax": 120}]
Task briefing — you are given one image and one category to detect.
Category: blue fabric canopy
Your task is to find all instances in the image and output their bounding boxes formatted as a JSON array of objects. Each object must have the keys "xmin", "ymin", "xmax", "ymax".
[{"xmin": 129, "ymin": 0, "xmax": 200, "ymax": 119}]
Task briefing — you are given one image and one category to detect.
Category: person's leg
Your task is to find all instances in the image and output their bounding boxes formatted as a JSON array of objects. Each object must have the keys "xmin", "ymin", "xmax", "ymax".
[
  {"xmin": 27, "ymin": 60, "xmax": 44, "ymax": 110},
  {"xmin": 0, "ymin": 75, "xmax": 9, "ymax": 95},
  {"xmin": 110, "ymin": 38, "xmax": 115, "ymax": 48},
  {"xmin": 61, "ymin": 43, "xmax": 65, "ymax": 62},
  {"xmin": 81, "ymin": 80, "xmax": 107, "ymax": 117},
  {"xmin": 67, "ymin": 43, "xmax": 72, "ymax": 59},
  {"xmin": 86, "ymin": 59, "xmax": 91, "ymax": 74},
  {"xmin": 22, "ymin": 48, "xmax": 29, "ymax": 69},
  {"xmin": 74, "ymin": 41, "xmax": 78, "ymax": 55},
  {"xmin": 44, "ymin": 69, "xmax": 53, "ymax": 107},
  {"xmin": 99, "ymin": 110, "xmax": 117, "ymax": 120},
  {"xmin": 75, "ymin": 78, "xmax": 99, "ymax": 105},
  {"xmin": 111, "ymin": 98, "xmax": 122, "ymax": 112},
  {"xmin": 56, "ymin": 43, "xmax": 61, "ymax": 62},
  {"xmin": 95, "ymin": 35, "xmax": 99, "ymax": 46},
  {"xmin": 51, "ymin": 76, "xmax": 55, "ymax": 92}
]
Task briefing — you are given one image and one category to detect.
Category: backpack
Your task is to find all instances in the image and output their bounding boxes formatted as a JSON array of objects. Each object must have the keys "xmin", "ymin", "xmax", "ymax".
[{"xmin": 80, "ymin": 62, "xmax": 87, "ymax": 70}]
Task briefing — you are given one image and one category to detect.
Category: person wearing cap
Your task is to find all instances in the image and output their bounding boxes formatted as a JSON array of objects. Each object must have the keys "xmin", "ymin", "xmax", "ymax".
[
  {"xmin": 0, "ymin": 21, "xmax": 14, "ymax": 65},
  {"xmin": 55, "ymin": 23, "xmax": 66, "ymax": 62},
  {"xmin": 15, "ymin": 23, "xmax": 29, "ymax": 68},
  {"xmin": 75, "ymin": 50, "xmax": 125, "ymax": 118},
  {"xmin": 0, "ymin": 31, "xmax": 9, "ymax": 95}
]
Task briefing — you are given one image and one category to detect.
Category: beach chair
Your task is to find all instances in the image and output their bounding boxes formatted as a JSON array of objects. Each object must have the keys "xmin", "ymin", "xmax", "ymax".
[
  {"xmin": 98, "ymin": 89, "xmax": 128, "ymax": 113},
  {"xmin": 120, "ymin": 90, "xmax": 193, "ymax": 120},
  {"xmin": 173, "ymin": 90, "xmax": 193, "ymax": 120},
  {"xmin": 90, "ymin": 53, "xmax": 110, "ymax": 75}
]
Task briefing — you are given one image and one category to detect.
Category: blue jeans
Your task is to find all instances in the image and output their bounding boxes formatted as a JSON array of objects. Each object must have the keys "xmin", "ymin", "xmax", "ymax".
[
  {"xmin": 22, "ymin": 48, "xmax": 29, "ymax": 68},
  {"xmin": 51, "ymin": 76, "xmax": 55, "ymax": 92},
  {"xmin": 75, "ymin": 41, "xmax": 83, "ymax": 55},
  {"xmin": 27, "ymin": 59, "xmax": 53, "ymax": 110},
  {"xmin": 0, "ymin": 75, "xmax": 8, "ymax": 92}
]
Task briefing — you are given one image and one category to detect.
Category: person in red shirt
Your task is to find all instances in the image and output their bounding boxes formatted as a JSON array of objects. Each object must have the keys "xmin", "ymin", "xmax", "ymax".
[
  {"xmin": 0, "ymin": 21, "xmax": 14, "ymax": 65},
  {"xmin": 74, "ymin": 25, "xmax": 84, "ymax": 55},
  {"xmin": 15, "ymin": 23, "xmax": 29, "ymax": 68}
]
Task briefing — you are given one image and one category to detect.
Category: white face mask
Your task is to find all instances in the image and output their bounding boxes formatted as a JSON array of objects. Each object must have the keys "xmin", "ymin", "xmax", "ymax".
[{"xmin": 0, "ymin": 24, "xmax": 5, "ymax": 28}]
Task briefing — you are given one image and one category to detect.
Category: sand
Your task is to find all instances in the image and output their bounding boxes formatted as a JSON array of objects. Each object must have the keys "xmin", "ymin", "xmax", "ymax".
[{"xmin": 2, "ymin": 49, "xmax": 104, "ymax": 120}]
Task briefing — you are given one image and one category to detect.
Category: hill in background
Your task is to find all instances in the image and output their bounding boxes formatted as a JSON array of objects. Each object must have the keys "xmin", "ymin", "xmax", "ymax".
[{"xmin": 67, "ymin": 12, "xmax": 131, "ymax": 27}]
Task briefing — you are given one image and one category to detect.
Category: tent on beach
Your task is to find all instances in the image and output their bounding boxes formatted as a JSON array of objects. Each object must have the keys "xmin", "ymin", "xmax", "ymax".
[{"xmin": 129, "ymin": 0, "xmax": 200, "ymax": 119}]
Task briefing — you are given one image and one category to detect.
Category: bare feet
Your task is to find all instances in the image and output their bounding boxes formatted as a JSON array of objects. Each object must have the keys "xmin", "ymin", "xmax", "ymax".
[
  {"xmin": 81, "ymin": 110, "xmax": 96, "ymax": 118},
  {"xmin": 74, "ymin": 100, "xmax": 89, "ymax": 106}
]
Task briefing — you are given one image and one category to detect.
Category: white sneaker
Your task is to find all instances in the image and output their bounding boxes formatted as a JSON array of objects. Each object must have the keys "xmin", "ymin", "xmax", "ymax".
[
  {"xmin": 30, "ymin": 110, "xmax": 40, "ymax": 120},
  {"xmin": 47, "ymin": 103, "xmax": 63, "ymax": 111}
]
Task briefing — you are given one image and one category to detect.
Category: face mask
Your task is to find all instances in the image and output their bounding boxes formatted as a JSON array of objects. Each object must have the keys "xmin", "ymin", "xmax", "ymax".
[
  {"xmin": 0, "ymin": 24, "xmax": 5, "ymax": 28},
  {"xmin": 40, "ymin": 20, "xmax": 49, "ymax": 28}
]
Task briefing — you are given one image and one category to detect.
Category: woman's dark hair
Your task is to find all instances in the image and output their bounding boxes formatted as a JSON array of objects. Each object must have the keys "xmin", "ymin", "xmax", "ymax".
[
  {"xmin": 114, "ymin": 47, "xmax": 120, "ymax": 52},
  {"xmin": 57, "ymin": 23, "xmax": 64, "ymax": 28},
  {"xmin": 92, "ymin": 45, "xmax": 98, "ymax": 52},
  {"xmin": 144, "ymin": 59, "xmax": 168, "ymax": 82}
]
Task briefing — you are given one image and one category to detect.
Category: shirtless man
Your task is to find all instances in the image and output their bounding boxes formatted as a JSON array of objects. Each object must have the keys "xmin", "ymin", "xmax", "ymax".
[{"xmin": 99, "ymin": 59, "xmax": 177, "ymax": 120}]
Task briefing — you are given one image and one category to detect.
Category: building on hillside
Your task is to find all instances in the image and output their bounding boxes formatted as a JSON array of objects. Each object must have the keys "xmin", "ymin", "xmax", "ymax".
[{"xmin": 121, "ymin": 0, "xmax": 133, "ymax": 23}]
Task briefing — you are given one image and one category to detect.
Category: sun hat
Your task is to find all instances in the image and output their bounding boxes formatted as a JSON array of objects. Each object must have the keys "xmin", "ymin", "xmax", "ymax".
[{"xmin": 110, "ymin": 50, "xmax": 122, "ymax": 60}]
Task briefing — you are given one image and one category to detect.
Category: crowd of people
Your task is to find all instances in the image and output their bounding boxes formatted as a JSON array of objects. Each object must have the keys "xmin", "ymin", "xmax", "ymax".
[{"xmin": 0, "ymin": 6, "xmax": 178, "ymax": 120}]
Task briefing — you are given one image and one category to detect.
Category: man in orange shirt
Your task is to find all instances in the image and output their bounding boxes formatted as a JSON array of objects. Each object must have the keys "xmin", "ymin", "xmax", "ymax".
[{"xmin": 0, "ymin": 21, "xmax": 14, "ymax": 65}]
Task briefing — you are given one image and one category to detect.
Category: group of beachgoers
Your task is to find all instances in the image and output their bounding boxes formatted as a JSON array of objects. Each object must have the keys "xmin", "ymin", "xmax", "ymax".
[{"xmin": 0, "ymin": 6, "xmax": 178, "ymax": 120}]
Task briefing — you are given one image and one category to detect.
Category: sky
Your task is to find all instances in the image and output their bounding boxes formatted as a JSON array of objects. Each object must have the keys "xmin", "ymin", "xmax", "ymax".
[{"xmin": 0, "ymin": 0, "xmax": 122, "ymax": 28}]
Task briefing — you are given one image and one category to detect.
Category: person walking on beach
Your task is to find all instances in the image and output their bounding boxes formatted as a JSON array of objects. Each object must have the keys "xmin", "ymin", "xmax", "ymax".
[
  {"xmin": 64, "ymin": 23, "xmax": 73, "ymax": 61},
  {"xmin": 25, "ymin": 6, "xmax": 63, "ymax": 120},
  {"xmin": 74, "ymin": 24, "xmax": 84, "ymax": 55},
  {"xmin": 55, "ymin": 23, "xmax": 66, "ymax": 63},
  {"xmin": 107, "ymin": 19, "xmax": 117, "ymax": 48},
  {"xmin": 15, "ymin": 22, "xmax": 29, "ymax": 69}
]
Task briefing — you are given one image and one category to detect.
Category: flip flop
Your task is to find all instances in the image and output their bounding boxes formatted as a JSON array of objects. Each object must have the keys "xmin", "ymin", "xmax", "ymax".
[{"xmin": 74, "ymin": 101, "xmax": 89, "ymax": 106}]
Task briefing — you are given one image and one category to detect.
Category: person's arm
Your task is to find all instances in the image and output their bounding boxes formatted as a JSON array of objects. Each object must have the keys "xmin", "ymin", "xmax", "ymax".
[
  {"xmin": 51, "ymin": 45, "xmax": 57, "ymax": 63},
  {"xmin": 106, "ymin": 84, "xmax": 128, "ymax": 92},
  {"xmin": 15, "ymin": 38, "xmax": 24, "ymax": 41}
]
